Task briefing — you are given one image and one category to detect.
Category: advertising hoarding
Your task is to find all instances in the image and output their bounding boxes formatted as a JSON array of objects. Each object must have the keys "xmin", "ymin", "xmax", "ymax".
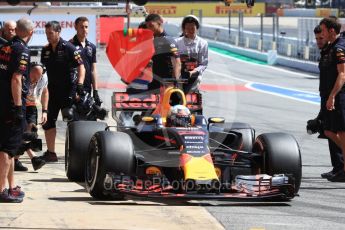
[
  {"xmin": 144, "ymin": 2, "xmax": 265, "ymax": 17},
  {"xmin": 0, "ymin": 14, "xmax": 96, "ymax": 46}
]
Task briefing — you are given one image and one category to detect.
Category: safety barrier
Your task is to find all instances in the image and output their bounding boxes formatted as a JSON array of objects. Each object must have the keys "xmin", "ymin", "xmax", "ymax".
[
  {"xmin": 208, "ymin": 40, "xmax": 319, "ymax": 74},
  {"xmin": 196, "ymin": 23, "xmax": 321, "ymax": 63},
  {"xmin": 277, "ymin": 8, "xmax": 338, "ymax": 17},
  {"xmin": 159, "ymin": 22, "xmax": 320, "ymax": 74}
]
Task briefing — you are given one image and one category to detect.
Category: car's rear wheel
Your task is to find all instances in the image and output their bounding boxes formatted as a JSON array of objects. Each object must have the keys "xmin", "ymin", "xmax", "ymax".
[
  {"xmin": 252, "ymin": 132, "xmax": 302, "ymax": 193},
  {"xmin": 65, "ymin": 121, "xmax": 107, "ymax": 182},
  {"xmin": 85, "ymin": 131, "xmax": 135, "ymax": 200}
]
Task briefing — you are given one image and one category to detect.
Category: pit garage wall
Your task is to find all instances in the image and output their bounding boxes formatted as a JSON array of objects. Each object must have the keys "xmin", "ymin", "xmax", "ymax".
[
  {"xmin": 0, "ymin": 15, "xmax": 126, "ymax": 46},
  {"xmin": 143, "ymin": 2, "xmax": 266, "ymax": 17},
  {"xmin": 0, "ymin": 15, "xmax": 96, "ymax": 46}
]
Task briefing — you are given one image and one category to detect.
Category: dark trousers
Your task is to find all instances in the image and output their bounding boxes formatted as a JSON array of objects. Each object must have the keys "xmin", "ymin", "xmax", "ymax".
[{"xmin": 328, "ymin": 139, "xmax": 344, "ymax": 172}]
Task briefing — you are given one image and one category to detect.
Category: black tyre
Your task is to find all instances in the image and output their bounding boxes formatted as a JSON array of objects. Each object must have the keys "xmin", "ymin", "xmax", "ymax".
[
  {"xmin": 210, "ymin": 122, "xmax": 255, "ymax": 151},
  {"xmin": 85, "ymin": 131, "xmax": 136, "ymax": 200},
  {"xmin": 253, "ymin": 133, "xmax": 302, "ymax": 193},
  {"xmin": 65, "ymin": 121, "xmax": 107, "ymax": 182}
]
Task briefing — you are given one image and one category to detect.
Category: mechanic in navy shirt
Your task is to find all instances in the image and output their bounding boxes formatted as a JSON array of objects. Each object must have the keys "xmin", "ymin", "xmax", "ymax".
[
  {"xmin": 0, "ymin": 20, "xmax": 32, "ymax": 172},
  {"xmin": 319, "ymin": 18, "xmax": 345, "ymax": 182},
  {"xmin": 0, "ymin": 18, "xmax": 34, "ymax": 203},
  {"xmin": 312, "ymin": 25, "xmax": 344, "ymax": 180},
  {"xmin": 145, "ymin": 14, "xmax": 181, "ymax": 92},
  {"xmin": 41, "ymin": 21, "xmax": 85, "ymax": 163},
  {"xmin": 70, "ymin": 16, "xmax": 101, "ymax": 104}
]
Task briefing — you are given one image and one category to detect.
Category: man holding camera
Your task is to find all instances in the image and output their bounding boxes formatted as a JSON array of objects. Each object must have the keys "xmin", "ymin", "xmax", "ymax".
[
  {"xmin": 0, "ymin": 18, "xmax": 34, "ymax": 203},
  {"xmin": 317, "ymin": 18, "xmax": 345, "ymax": 182},
  {"xmin": 41, "ymin": 21, "xmax": 85, "ymax": 162},
  {"xmin": 308, "ymin": 25, "xmax": 344, "ymax": 180}
]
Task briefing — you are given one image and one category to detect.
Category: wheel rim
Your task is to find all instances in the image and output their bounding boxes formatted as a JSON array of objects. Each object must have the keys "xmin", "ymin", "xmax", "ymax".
[
  {"xmin": 65, "ymin": 130, "xmax": 70, "ymax": 172},
  {"xmin": 253, "ymin": 138, "xmax": 266, "ymax": 174},
  {"xmin": 86, "ymin": 139, "xmax": 99, "ymax": 191}
]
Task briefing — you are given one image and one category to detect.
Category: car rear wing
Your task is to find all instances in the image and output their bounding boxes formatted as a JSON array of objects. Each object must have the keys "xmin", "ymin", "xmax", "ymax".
[{"xmin": 111, "ymin": 91, "xmax": 203, "ymax": 117}]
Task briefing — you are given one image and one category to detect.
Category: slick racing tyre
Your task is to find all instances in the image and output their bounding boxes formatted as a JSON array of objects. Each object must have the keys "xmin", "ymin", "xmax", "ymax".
[
  {"xmin": 65, "ymin": 121, "xmax": 107, "ymax": 182},
  {"xmin": 253, "ymin": 133, "xmax": 302, "ymax": 193},
  {"xmin": 85, "ymin": 131, "xmax": 136, "ymax": 200}
]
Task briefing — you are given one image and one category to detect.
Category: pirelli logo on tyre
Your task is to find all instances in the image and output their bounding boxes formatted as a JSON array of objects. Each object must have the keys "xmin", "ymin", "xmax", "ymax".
[{"xmin": 145, "ymin": 5, "xmax": 177, "ymax": 15}]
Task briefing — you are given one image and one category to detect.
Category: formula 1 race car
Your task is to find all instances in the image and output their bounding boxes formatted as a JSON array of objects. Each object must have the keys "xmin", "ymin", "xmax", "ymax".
[{"xmin": 66, "ymin": 80, "xmax": 301, "ymax": 201}]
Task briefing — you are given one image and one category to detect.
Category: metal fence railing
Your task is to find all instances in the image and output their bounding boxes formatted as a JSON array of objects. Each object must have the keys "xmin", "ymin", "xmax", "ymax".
[{"xmin": 199, "ymin": 25, "xmax": 320, "ymax": 63}]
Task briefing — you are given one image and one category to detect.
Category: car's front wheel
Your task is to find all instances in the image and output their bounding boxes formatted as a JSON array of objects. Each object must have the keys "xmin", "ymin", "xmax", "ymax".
[
  {"xmin": 85, "ymin": 131, "xmax": 136, "ymax": 200},
  {"xmin": 253, "ymin": 132, "xmax": 302, "ymax": 193}
]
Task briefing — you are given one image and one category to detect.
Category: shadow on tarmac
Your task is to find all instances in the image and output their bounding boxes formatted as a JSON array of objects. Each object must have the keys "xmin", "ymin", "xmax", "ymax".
[
  {"xmin": 47, "ymin": 195, "xmax": 291, "ymax": 207},
  {"xmin": 300, "ymin": 176, "xmax": 345, "ymax": 190},
  {"xmin": 0, "ymin": 228, "xmax": 110, "ymax": 230},
  {"xmin": 90, "ymin": 201, "xmax": 291, "ymax": 207},
  {"xmin": 29, "ymin": 178, "xmax": 70, "ymax": 183},
  {"xmin": 49, "ymin": 197, "xmax": 95, "ymax": 202}
]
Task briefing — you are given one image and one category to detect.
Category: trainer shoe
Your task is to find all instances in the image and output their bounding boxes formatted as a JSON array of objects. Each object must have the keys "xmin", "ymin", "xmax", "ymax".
[
  {"xmin": 40, "ymin": 150, "xmax": 58, "ymax": 162},
  {"xmin": 14, "ymin": 159, "xmax": 28, "ymax": 171},
  {"xmin": 321, "ymin": 170, "xmax": 335, "ymax": 179},
  {"xmin": 328, "ymin": 170, "xmax": 345, "ymax": 182},
  {"xmin": 31, "ymin": 156, "xmax": 46, "ymax": 171},
  {"xmin": 0, "ymin": 189, "xmax": 23, "ymax": 203},
  {"xmin": 9, "ymin": 186, "xmax": 25, "ymax": 199}
]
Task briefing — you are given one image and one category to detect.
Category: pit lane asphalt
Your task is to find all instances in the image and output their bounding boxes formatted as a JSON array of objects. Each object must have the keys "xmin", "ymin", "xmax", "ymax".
[
  {"xmin": 202, "ymin": 50, "xmax": 345, "ymax": 230},
  {"xmin": 2, "ymin": 48, "xmax": 345, "ymax": 230}
]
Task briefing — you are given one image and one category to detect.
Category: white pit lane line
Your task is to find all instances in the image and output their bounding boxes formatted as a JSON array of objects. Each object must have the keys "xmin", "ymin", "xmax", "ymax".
[
  {"xmin": 206, "ymin": 69, "xmax": 320, "ymax": 106},
  {"xmin": 209, "ymin": 49, "xmax": 319, "ymax": 79}
]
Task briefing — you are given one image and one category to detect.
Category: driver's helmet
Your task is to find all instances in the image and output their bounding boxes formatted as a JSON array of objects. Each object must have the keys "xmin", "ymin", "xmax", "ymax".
[{"xmin": 167, "ymin": 105, "xmax": 191, "ymax": 127}]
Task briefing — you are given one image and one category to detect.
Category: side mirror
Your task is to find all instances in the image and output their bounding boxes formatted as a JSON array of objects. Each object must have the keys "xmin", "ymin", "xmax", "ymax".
[
  {"xmin": 207, "ymin": 117, "xmax": 225, "ymax": 130},
  {"xmin": 142, "ymin": 116, "xmax": 154, "ymax": 122},
  {"xmin": 141, "ymin": 115, "xmax": 163, "ymax": 127},
  {"xmin": 208, "ymin": 117, "xmax": 225, "ymax": 124}
]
